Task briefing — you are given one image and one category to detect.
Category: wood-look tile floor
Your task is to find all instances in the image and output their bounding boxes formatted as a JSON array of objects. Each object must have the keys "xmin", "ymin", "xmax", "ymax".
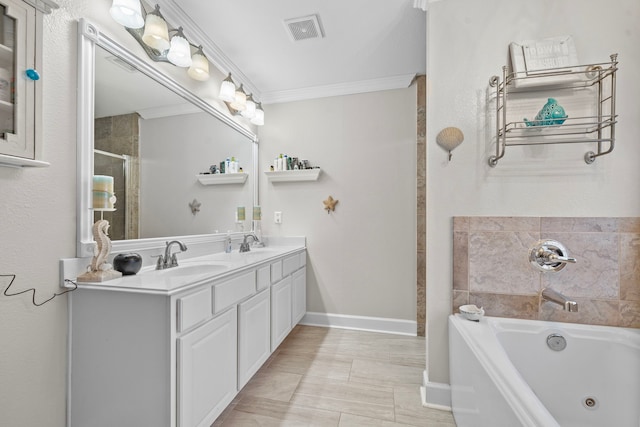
[{"xmin": 213, "ymin": 325, "xmax": 457, "ymax": 426}]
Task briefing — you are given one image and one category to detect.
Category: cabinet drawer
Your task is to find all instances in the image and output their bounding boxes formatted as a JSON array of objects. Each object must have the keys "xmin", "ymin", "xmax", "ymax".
[
  {"xmin": 177, "ymin": 287, "xmax": 212, "ymax": 332},
  {"xmin": 282, "ymin": 254, "xmax": 300, "ymax": 277},
  {"xmin": 270, "ymin": 260, "xmax": 282, "ymax": 283},
  {"xmin": 213, "ymin": 271, "xmax": 256, "ymax": 313},
  {"xmin": 256, "ymin": 265, "xmax": 270, "ymax": 291}
]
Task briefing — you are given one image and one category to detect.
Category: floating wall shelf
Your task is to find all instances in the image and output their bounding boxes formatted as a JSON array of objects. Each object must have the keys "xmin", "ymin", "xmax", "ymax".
[
  {"xmin": 265, "ymin": 169, "xmax": 321, "ymax": 182},
  {"xmin": 197, "ymin": 173, "xmax": 248, "ymax": 185}
]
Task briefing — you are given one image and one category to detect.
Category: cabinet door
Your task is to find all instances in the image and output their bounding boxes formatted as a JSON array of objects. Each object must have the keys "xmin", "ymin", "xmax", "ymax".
[
  {"xmin": 292, "ymin": 267, "xmax": 306, "ymax": 326},
  {"xmin": 0, "ymin": 0, "xmax": 37, "ymax": 159},
  {"xmin": 238, "ymin": 288, "xmax": 270, "ymax": 389},
  {"xmin": 178, "ymin": 306, "xmax": 237, "ymax": 427},
  {"xmin": 270, "ymin": 276, "xmax": 292, "ymax": 351}
]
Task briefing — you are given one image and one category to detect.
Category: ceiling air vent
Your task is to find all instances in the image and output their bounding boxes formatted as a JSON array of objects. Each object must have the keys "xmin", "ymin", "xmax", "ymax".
[{"xmin": 284, "ymin": 14, "xmax": 324, "ymax": 42}]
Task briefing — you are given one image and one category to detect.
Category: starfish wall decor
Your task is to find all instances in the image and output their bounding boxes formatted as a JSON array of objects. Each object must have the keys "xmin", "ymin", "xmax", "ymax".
[{"xmin": 323, "ymin": 196, "xmax": 339, "ymax": 214}]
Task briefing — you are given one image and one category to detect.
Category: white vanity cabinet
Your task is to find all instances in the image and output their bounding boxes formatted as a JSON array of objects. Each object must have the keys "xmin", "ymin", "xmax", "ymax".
[
  {"xmin": 270, "ymin": 252, "xmax": 307, "ymax": 351},
  {"xmin": 178, "ymin": 306, "xmax": 237, "ymax": 427},
  {"xmin": 238, "ymin": 288, "xmax": 270, "ymax": 389},
  {"xmin": 0, "ymin": 0, "xmax": 47, "ymax": 167},
  {"xmin": 68, "ymin": 247, "xmax": 306, "ymax": 427},
  {"xmin": 271, "ymin": 275, "xmax": 292, "ymax": 351}
]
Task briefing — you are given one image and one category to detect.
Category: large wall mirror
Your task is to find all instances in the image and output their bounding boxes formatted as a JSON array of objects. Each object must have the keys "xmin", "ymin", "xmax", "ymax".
[{"xmin": 77, "ymin": 19, "xmax": 258, "ymax": 257}]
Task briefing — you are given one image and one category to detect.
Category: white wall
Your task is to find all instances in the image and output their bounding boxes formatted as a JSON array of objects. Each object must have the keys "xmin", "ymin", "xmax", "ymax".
[
  {"xmin": 259, "ymin": 88, "xmax": 417, "ymax": 321},
  {"xmin": 426, "ymin": 0, "xmax": 640, "ymax": 384},
  {"xmin": 0, "ymin": 1, "xmax": 81, "ymax": 425},
  {"xmin": 0, "ymin": 0, "xmax": 249, "ymax": 425}
]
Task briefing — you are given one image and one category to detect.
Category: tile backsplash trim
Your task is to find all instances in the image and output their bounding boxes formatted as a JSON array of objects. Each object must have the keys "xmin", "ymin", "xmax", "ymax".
[{"xmin": 452, "ymin": 217, "xmax": 640, "ymax": 328}]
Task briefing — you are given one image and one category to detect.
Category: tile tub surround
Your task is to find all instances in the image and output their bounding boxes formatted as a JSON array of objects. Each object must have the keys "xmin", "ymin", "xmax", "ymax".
[{"xmin": 452, "ymin": 217, "xmax": 640, "ymax": 328}]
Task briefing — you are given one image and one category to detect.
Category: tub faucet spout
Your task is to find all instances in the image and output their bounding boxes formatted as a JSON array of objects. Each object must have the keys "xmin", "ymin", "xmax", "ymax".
[{"xmin": 541, "ymin": 288, "xmax": 578, "ymax": 312}]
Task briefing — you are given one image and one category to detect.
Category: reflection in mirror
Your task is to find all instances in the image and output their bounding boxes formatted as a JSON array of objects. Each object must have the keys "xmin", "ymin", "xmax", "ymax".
[
  {"xmin": 94, "ymin": 46, "xmax": 253, "ymax": 240},
  {"xmin": 77, "ymin": 19, "xmax": 258, "ymax": 257}
]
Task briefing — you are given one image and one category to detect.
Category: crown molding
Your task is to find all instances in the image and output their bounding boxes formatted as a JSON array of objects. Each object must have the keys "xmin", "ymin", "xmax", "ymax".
[
  {"xmin": 260, "ymin": 73, "xmax": 416, "ymax": 105},
  {"xmin": 156, "ymin": 0, "xmax": 260, "ymax": 98}
]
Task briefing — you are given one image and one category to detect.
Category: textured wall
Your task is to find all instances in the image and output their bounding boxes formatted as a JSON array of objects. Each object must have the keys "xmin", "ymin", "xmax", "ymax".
[
  {"xmin": 452, "ymin": 217, "xmax": 640, "ymax": 328},
  {"xmin": 0, "ymin": 1, "xmax": 242, "ymax": 425},
  {"xmin": 0, "ymin": 1, "xmax": 84, "ymax": 425}
]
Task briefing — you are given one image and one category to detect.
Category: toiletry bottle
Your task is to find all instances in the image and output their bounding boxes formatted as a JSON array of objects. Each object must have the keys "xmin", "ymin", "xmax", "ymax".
[
  {"xmin": 284, "ymin": 154, "xmax": 288, "ymax": 170},
  {"xmin": 224, "ymin": 232, "xmax": 232, "ymax": 253},
  {"xmin": 277, "ymin": 154, "xmax": 284, "ymax": 171},
  {"xmin": 231, "ymin": 156, "xmax": 236, "ymax": 173},
  {"xmin": 225, "ymin": 157, "xmax": 231, "ymax": 174}
]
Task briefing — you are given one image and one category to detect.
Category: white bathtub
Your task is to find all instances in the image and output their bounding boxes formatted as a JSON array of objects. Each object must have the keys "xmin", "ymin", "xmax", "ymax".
[{"xmin": 449, "ymin": 314, "xmax": 640, "ymax": 427}]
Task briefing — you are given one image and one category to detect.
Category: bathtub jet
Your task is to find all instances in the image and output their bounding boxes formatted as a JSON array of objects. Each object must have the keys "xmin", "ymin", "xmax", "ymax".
[{"xmin": 541, "ymin": 288, "xmax": 578, "ymax": 312}]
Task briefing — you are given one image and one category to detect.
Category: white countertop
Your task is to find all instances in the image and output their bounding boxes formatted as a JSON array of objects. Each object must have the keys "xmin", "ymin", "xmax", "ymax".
[{"xmin": 61, "ymin": 243, "xmax": 305, "ymax": 296}]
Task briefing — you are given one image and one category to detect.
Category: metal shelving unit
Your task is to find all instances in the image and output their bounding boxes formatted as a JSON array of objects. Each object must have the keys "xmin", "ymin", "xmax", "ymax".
[{"xmin": 488, "ymin": 54, "xmax": 618, "ymax": 167}]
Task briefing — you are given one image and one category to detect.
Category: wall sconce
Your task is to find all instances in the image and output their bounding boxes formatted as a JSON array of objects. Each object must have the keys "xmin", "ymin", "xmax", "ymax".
[{"xmin": 110, "ymin": 1, "xmax": 209, "ymax": 80}]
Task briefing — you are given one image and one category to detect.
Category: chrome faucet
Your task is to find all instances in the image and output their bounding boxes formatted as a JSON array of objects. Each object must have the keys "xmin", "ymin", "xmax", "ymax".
[
  {"xmin": 155, "ymin": 240, "xmax": 188, "ymax": 269},
  {"xmin": 541, "ymin": 288, "xmax": 578, "ymax": 312},
  {"xmin": 529, "ymin": 240, "xmax": 577, "ymax": 272},
  {"xmin": 239, "ymin": 233, "xmax": 259, "ymax": 253}
]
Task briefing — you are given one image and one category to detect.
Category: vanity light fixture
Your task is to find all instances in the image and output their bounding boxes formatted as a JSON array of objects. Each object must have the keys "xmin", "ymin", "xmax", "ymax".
[
  {"xmin": 219, "ymin": 73, "xmax": 237, "ymax": 102},
  {"xmin": 141, "ymin": 4, "xmax": 170, "ymax": 51},
  {"xmin": 241, "ymin": 93, "xmax": 256, "ymax": 119},
  {"xmin": 110, "ymin": 1, "xmax": 265, "ymax": 124},
  {"xmin": 219, "ymin": 75, "xmax": 265, "ymax": 125},
  {"xmin": 230, "ymin": 83, "xmax": 247, "ymax": 112},
  {"xmin": 187, "ymin": 46, "xmax": 210, "ymax": 81},
  {"xmin": 166, "ymin": 27, "xmax": 192, "ymax": 67},
  {"xmin": 251, "ymin": 102, "xmax": 265, "ymax": 126},
  {"xmin": 109, "ymin": 0, "xmax": 144, "ymax": 28},
  {"xmin": 110, "ymin": 1, "xmax": 211, "ymax": 81}
]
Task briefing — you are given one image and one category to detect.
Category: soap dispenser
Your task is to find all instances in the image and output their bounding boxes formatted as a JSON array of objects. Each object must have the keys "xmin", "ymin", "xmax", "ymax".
[{"xmin": 224, "ymin": 232, "xmax": 232, "ymax": 253}]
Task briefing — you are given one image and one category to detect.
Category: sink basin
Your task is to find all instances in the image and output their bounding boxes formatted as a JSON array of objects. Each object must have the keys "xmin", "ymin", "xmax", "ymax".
[{"xmin": 142, "ymin": 263, "xmax": 228, "ymax": 278}]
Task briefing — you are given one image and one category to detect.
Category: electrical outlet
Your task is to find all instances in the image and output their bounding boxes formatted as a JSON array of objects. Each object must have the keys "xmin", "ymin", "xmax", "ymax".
[{"xmin": 274, "ymin": 211, "xmax": 282, "ymax": 224}]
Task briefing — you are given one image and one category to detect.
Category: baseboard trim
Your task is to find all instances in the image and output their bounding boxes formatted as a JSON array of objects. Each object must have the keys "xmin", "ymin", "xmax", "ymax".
[
  {"xmin": 421, "ymin": 370, "xmax": 452, "ymax": 410},
  {"xmin": 300, "ymin": 312, "xmax": 417, "ymax": 336}
]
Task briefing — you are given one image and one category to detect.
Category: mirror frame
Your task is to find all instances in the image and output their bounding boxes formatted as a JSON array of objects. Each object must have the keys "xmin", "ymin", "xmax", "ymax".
[{"xmin": 76, "ymin": 19, "xmax": 258, "ymax": 257}]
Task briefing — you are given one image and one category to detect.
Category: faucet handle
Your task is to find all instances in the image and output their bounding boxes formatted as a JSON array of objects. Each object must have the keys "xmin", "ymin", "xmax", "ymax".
[
  {"xmin": 152, "ymin": 254, "xmax": 165, "ymax": 270},
  {"xmin": 529, "ymin": 239, "xmax": 576, "ymax": 273},
  {"xmin": 169, "ymin": 253, "xmax": 179, "ymax": 268},
  {"xmin": 546, "ymin": 253, "xmax": 577, "ymax": 264}
]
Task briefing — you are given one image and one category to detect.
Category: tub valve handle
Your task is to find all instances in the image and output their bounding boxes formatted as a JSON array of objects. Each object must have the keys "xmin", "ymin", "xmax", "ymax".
[{"xmin": 529, "ymin": 240, "xmax": 577, "ymax": 272}]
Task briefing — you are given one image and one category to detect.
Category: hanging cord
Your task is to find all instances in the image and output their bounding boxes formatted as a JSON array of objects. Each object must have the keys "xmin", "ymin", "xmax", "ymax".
[{"xmin": 1, "ymin": 274, "xmax": 77, "ymax": 307}]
